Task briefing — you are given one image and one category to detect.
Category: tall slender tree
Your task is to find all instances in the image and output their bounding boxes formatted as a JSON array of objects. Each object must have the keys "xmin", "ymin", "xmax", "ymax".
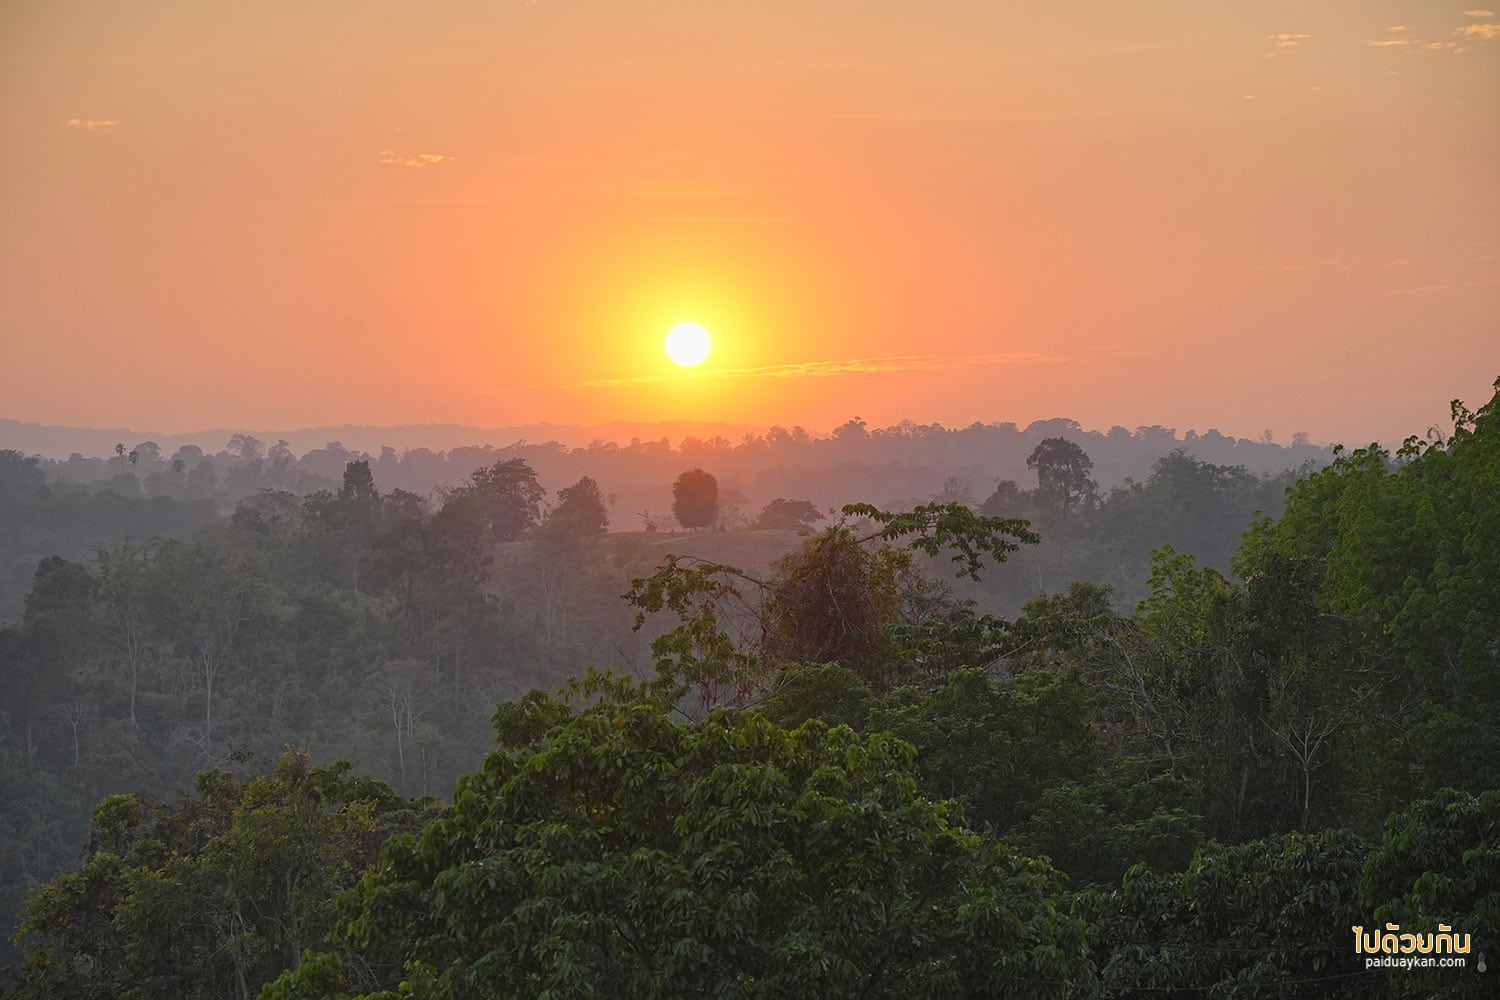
[{"xmin": 1026, "ymin": 437, "xmax": 1097, "ymax": 522}]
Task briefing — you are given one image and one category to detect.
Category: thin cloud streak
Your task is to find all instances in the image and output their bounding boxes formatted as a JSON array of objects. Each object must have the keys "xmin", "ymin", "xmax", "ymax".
[
  {"xmin": 61, "ymin": 118, "xmax": 117, "ymax": 131},
  {"xmin": 378, "ymin": 150, "xmax": 449, "ymax": 168},
  {"xmin": 1378, "ymin": 276, "xmax": 1500, "ymax": 297},
  {"xmin": 570, "ymin": 351, "xmax": 1069, "ymax": 389},
  {"xmin": 1266, "ymin": 254, "xmax": 1412, "ymax": 274}
]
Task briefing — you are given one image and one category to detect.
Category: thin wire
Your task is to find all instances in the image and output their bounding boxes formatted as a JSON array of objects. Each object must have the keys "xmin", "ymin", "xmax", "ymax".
[
  {"xmin": 1001, "ymin": 967, "xmax": 1378, "ymax": 993},
  {"xmin": 1098, "ymin": 941, "xmax": 1346, "ymax": 955}
]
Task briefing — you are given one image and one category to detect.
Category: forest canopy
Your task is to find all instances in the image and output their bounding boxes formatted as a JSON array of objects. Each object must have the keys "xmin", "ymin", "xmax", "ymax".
[{"xmin": 1, "ymin": 380, "xmax": 1496, "ymax": 997}]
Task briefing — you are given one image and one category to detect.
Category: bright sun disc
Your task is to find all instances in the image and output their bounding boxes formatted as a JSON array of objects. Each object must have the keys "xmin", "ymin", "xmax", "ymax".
[{"xmin": 665, "ymin": 322, "xmax": 712, "ymax": 367}]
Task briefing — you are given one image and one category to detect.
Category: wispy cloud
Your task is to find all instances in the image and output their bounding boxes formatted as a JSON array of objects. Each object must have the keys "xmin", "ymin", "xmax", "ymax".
[
  {"xmin": 1276, "ymin": 257, "xmax": 1357, "ymax": 273},
  {"xmin": 570, "ymin": 352, "xmax": 1067, "ymax": 389},
  {"xmin": 62, "ymin": 118, "xmax": 117, "ymax": 131},
  {"xmin": 1379, "ymin": 283, "xmax": 1455, "ymax": 297},
  {"xmin": 1363, "ymin": 21, "xmax": 1472, "ymax": 51},
  {"xmin": 1268, "ymin": 32, "xmax": 1310, "ymax": 48},
  {"xmin": 378, "ymin": 150, "xmax": 449, "ymax": 168},
  {"xmin": 1266, "ymin": 254, "xmax": 1412, "ymax": 274},
  {"xmin": 1378, "ymin": 276, "xmax": 1500, "ymax": 297},
  {"xmin": 1462, "ymin": 10, "xmax": 1495, "ymax": 19}
]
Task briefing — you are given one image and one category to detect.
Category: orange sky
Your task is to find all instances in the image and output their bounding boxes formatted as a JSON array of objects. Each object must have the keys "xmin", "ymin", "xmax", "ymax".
[{"xmin": 2, "ymin": 1, "xmax": 1497, "ymax": 444}]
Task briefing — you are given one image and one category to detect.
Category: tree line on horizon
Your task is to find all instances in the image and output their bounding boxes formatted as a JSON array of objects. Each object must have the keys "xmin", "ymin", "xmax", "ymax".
[
  {"xmin": 0, "ymin": 415, "xmax": 1310, "ymax": 622},
  {"xmin": 15, "ymin": 413, "xmax": 1330, "ymax": 525}
]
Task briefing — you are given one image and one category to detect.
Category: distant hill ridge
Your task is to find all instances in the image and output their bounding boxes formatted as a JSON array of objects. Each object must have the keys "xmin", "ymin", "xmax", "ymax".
[
  {"xmin": 1, "ymin": 415, "xmax": 1346, "ymax": 464},
  {"xmin": 0, "ymin": 418, "xmax": 762, "ymax": 461}
]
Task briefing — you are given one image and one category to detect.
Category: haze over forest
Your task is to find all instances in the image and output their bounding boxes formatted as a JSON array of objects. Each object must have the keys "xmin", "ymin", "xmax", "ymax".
[
  {"xmin": 0, "ymin": 412, "xmax": 1331, "ymax": 618},
  {"xmin": 2, "ymin": 1, "xmax": 1498, "ymax": 998}
]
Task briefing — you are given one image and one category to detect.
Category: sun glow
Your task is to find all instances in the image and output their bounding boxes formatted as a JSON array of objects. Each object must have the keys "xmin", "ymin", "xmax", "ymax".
[{"xmin": 665, "ymin": 322, "xmax": 712, "ymax": 367}]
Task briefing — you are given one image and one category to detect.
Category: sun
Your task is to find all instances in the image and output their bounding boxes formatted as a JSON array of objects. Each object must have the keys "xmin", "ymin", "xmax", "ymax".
[{"xmin": 665, "ymin": 322, "xmax": 712, "ymax": 367}]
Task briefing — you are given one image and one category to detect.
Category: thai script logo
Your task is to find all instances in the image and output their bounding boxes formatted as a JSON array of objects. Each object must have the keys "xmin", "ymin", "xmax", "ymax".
[{"xmin": 1352, "ymin": 923, "xmax": 1476, "ymax": 971}]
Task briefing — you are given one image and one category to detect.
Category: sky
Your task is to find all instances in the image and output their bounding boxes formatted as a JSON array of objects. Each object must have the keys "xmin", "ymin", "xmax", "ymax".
[{"xmin": 2, "ymin": 0, "xmax": 1498, "ymax": 445}]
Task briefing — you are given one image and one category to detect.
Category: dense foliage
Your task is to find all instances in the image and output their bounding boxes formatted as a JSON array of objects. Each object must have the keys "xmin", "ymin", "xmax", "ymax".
[
  {"xmin": 1, "ymin": 380, "xmax": 1495, "ymax": 996},
  {"xmin": 10, "ymin": 753, "xmax": 434, "ymax": 1000},
  {"xmin": 263, "ymin": 706, "xmax": 1090, "ymax": 999}
]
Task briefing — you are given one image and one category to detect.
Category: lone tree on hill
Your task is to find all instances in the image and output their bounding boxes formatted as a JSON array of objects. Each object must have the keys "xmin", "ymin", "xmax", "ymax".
[
  {"xmin": 1026, "ymin": 437, "xmax": 1097, "ymax": 522},
  {"xmin": 542, "ymin": 475, "xmax": 610, "ymax": 539},
  {"xmin": 443, "ymin": 457, "xmax": 546, "ymax": 542},
  {"xmin": 672, "ymin": 468, "xmax": 719, "ymax": 529},
  {"xmin": 751, "ymin": 498, "xmax": 824, "ymax": 532}
]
